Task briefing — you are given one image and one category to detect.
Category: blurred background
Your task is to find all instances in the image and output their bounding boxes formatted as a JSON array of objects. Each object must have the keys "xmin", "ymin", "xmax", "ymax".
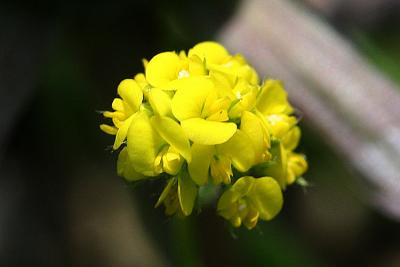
[{"xmin": 1, "ymin": 0, "xmax": 400, "ymax": 266}]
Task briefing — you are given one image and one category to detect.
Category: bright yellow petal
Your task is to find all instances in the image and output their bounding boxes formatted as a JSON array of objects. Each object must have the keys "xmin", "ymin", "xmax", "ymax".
[
  {"xmin": 217, "ymin": 130, "xmax": 256, "ymax": 172},
  {"xmin": 111, "ymin": 98, "xmax": 124, "ymax": 112},
  {"xmin": 126, "ymin": 111, "xmax": 165, "ymax": 176},
  {"xmin": 282, "ymin": 126, "xmax": 301, "ymax": 151},
  {"xmin": 203, "ymin": 94, "xmax": 230, "ymax": 121},
  {"xmin": 117, "ymin": 79, "xmax": 143, "ymax": 112},
  {"xmin": 256, "ymin": 80, "xmax": 293, "ymax": 115},
  {"xmin": 210, "ymin": 154, "xmax": 232, "ymax": 185},
  {"xmin": 209, "ymin": 69, "xmax": 236, "ymax": 96},
  {"xmin": 240, "ymin": 111, "xmax": 270, "ymax": 163},
  {"xmin": 181, "ymin": 118, "xmax": 237, "ymax": 145},
  {"xmin": 117, "ymin": 147, "xmax": 146, "ymax": 181},
  {"xmin": 188, "ymin": 41, "xmax": 229, "ymax": 64},
  {"xmin": 249, "ymin": 177, "xmax": 283, "ymax": 220},
  {"xmin": 267, "ymin": 114, "xmax": 297, "ymax": 139},
  {"xmin": 100, "ymin": 124, "xmax": 118, "ymax": 135},
  {"xmin": 287, "ymin": 152, "xmax": 308, "ymax": 184},
  {"xmin": 134, "ymin": 73, "xmax": 148, "ymax": 90},
  {"xmin": 145, "ymin": 52, "xmax": 181, "ymax": 87},
  {"xmin": 171, "ymin": 77, "xmax": 214, "ymax": 121},
  {"xmin": 188, "ymin": 54, "xmax": 206, "ymax": 75},
  {"xmin": 236, "ymin": 64, "xmax": 259, "ymax": 85},
  {"xmin": 229, "ymin": 85, "xmax": 258, "ymax": 118},
  {"xmin": 150, "ymin": 115, "xmax": 191, "ymax": 162},
  {"xmin": 162, "ymin": 146, "xmax": 184, "ymax": 175},
  {"xmin": 178, "ymin": 171, "xmax": 197, "ymax": 216},
  {"xmin": 113, "ymin": 114, "xmax": 135, "ymax": 150},
  {"xmin": 188, "ymin": 144, "xmax": 214, "ymax": 185},
  {"xmin": 148, "ymin": 88, "xmax": 172, "ymax": 117},
  {"xmin": 103, "ymin": 110, "xmax": 126, "ymax": 122},
  {"xmin": 231, "ymin": 176, "xmax": 255, "ymax": 197}
]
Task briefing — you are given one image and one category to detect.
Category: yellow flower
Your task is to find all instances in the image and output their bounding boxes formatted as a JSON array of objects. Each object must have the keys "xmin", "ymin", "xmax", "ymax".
[
  {"xmin": 228, "ymin": 80, "xmax": 258, "ymax": 119},
  {"xmin": 100, "ymin": 79, "xmax": 143, "ymax": 149},
  {"xmin": 125, "ymin": 111, "xmax": 191, "ymax": 176},
  {"xmin": 210, "ymin": 154, "xmax": 233, "ymax": 185},
  {"xmin": 188, "ymin": 129, "xmax": 259, "ymax": 186},
  {"xmin": 171, "ymin": 76, "xmax": 237, "ymax": 145},
  {"xmin": 286, "ymin": 152, "xmax": 308, "ymax": 185},
  {"xmin": 145, "ymin": 51, "xmax": 205, "ymax": 90},
  {"xmin": 101, "ymin": 41, "xmax": 308, "ymax": 227},
  {"xmin": 217, "ymin": 176, "xmax": 283, "ymax": 229},
  {"xmin": 154, "ymin": 145, "xmax": 184, "ymax": 175},
  {"xmin": 256, "ymin": 79, "xmax": 293, "ymax": 115},
  {"xmin": 254, "ymin": 140, "xmax": 307, "ymax": 188},
  {"xmin": 190, "ymin": 42, "xmax": 259, "ymax": 85},
  {"xmin": 116, "ymin": 147, "xmax": 145, "ymax": 181}
]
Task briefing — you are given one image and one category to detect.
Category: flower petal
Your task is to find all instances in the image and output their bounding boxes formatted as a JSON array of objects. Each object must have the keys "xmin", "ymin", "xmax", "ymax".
[
  {"xmin": 231, "ymin": 176, "xmax": 255, "ymax": 197},
  {"xmin": 287, "ymin": 152, "xmax": 308, "ymax": 184},
  {"xmin": 162, "ymin": 146, "xmax": 184, "ymax": 175},
  {"xmin": 267, "ymin": 114, "xmax": 297, "ymax": 139},
  {"xmin": 127, "ymin": 111, "xmax": 165, "ymax": 176},
  {"xmin": 240, "ymin": 111, "xmax": 270, "ymax": 163},
  {"xmin": 181, "ymin": 118, "xmax": 237, "ymax": 145},
  {"xmin": 259, "ymin": 140, "xmax": 288, "ymax": 189},
  {"xmin": 171, "ymin": 77, "xmax": 214, "ymax": 121},
  {"xmin": 188, "ymin": 144, "xmax": 214, "ymax": 185},
  {"xmin": 188, "ymin": 41, "xmax": 229, "ymax": 64},
  {"xmin": 256, "ymin": 80, "xmax": 293, "ymax": 115},
  {"xmin": 145, "ymin": 52, "xmax": 181, "ymax": 87},
  {"xmin": 99, "ymin": 124, "xmax": 118, "ymax": 135},
  {"xmin": 113, "ymin": 114, "xmax": 135, "ymax": 150},
  {"xmin": 150, "ymin": 115, "xmax": 191, "ymax": 162},
  {"xmin": 178, "ymin": 171, "xmax": 197, "ymax": 216},
  {"xmin": 282, "ymin": 126, "xmax": 301, "ymax": 151},
  {"xmin": 217, "ymin": 130, "xmax": 256, "ymax": 172},
  {"xmin": 217, "ymin": 190, "xmax": 239, "ymax": 219},
  {"xmin": 111, "ymin": 98, "xmax": 124, "ymax": 112},
  {"xmin": 148, "ymin": 88, "xmax": 172, "ymax": 117},
  {"xmin": 117, "ymin": 147, "xmax": 146, "ymax": 181},
  {"xmin": 117, "ymin": 79, "xmax": 143, "ymax": 112},
  {"xmin": 249, "ymin": 177, "xmax": 283, "ymax": 220}
]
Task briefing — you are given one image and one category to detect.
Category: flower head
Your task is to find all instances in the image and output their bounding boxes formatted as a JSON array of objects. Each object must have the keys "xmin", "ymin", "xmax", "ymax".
[
  {"xmin": 217, "ymin": 176, "xmax": 283, "ymax": 229},
  {"xmin": 100, "ymin": 41, "xmax": 308, "ymax": 229}
]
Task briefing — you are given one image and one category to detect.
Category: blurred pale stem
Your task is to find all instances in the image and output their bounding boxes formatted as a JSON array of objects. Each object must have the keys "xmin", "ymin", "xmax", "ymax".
[{"xmin": 219, "ymin": 0, "xmax": 400, "ymax": 219}]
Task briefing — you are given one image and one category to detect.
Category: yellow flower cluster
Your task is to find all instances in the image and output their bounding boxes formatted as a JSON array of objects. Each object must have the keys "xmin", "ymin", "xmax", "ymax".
[{"xmin": 100, "ymin": 41, "xmax": 307, "ymax": 229}]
